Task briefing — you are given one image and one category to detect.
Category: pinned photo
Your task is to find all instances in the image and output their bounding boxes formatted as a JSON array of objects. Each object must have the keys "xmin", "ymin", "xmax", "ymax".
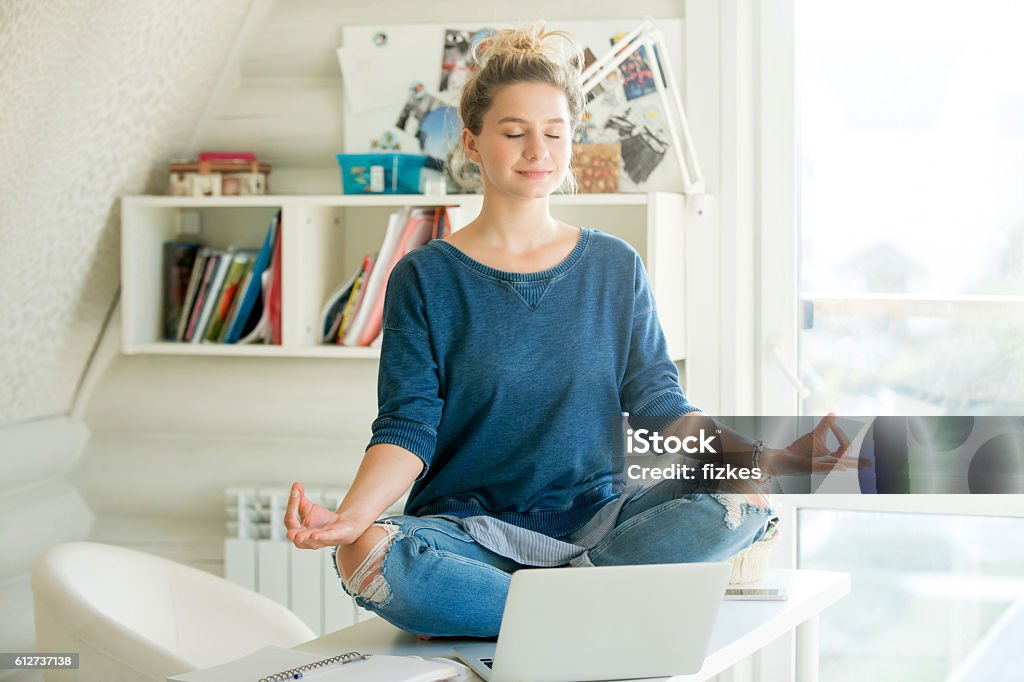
[
  {"xmin": 611, "ymin": 33, "xmax": 658, "ymax": 101},
  {"xmin": 581, "ymin": 48, "xmax": 603, "ymax": 104},
  {"xmin": 571, "ymin": 143, "xmax": 621, "ymax": 193},
  {"xmin": 417, "ymin": 104, "xmax": 461, "ymax": 164},
  {"xmin": 395, "ymin": 91, "xmax": 447, "ymax": 138},
  {"xmin": 394, "ymin": 91, "xmax": 460, "ymax": 164},
  {"xmin": 440, "ymin": 28, "xmax": 495, "ymax": 95},
  {"xmin": 606, "ymin": 106, "xmax": 669, "ymax": 184},
  {"xmin": 577, "ymin": 69, "xmax": 628, "ymax": 144}
]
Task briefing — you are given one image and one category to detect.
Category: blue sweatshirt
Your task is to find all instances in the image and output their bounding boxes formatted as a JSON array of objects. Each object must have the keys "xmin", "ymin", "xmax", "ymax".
[{"xmin": 366, "ymin": 226, "xmax": 699, "ymax": 538}]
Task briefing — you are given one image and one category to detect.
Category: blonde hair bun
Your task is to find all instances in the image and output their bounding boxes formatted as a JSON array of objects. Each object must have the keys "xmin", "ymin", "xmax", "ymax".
[{"xmin": 472, "ymin": 20, "xmax": 584, "ymax": 73}]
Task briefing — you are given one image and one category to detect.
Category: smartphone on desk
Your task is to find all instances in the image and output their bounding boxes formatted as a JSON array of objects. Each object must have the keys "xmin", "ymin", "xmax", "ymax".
[{"xmin": 723, "ymin": 588, "xmax": 788, "ymax": 601}]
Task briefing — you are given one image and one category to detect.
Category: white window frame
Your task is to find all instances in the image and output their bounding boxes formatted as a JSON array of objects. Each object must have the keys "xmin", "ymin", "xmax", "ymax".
[
  {"xmin": 752, "ymin": 0, "xmax": 1024, "ymax": 521},
  {"xmin": 744, "ymin": 1, "xmax": 1024, "ymax": 678},
  {"xmin": 755, "ymin": 0, "xmax": 800, "ymax": 419}
]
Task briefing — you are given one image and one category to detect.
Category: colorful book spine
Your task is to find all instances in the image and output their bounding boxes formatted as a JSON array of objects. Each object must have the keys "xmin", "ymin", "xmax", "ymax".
[
  {"xmin": 218, "ymin": 258, "xmax": 255, "ymax": 343},
  {"xmin": 431, "ymin": 207, "xmax": 442, "ymax": 241},
  {"xmin": 192, "ymin": 251, "xmax": 232, "ymax": 343},
  {"xmin": 184, "ymin": 254, "xmax": 220, "ymax": 342},
  {"xmin": 205, "ymin": 252, "xmax": 253, "ymax": 342},
  {"xmin": 224, "ymin": 212, "xmax": 279, "ymax": 344},
  {"xmin": 176, "ymin": 246, "xmax": 210, "ymax": 341},
  {"xmin": 337, "ymin": 255, "xmax": 374, "ymax": 344},
  {"xmin": 350, "ymin": 208, "xmax": 434, "ymax": 347},
  {"xmin": 162, "ymin": 241, "xmax": 202, "ymax": 341},
  {"xmin": 341, "ymin": 208, "xmax": 408, "ymax": 346},
  {"xmin": 337, "ymin": 272, "xmax": 363, "ymax": 343},
  {"xmin": 266, "ymin": 215, "xmax": 284, "ymax": 345},
  {"xmin": 319, "ymin": 268, "xmax": 360, "ymax": 344}
]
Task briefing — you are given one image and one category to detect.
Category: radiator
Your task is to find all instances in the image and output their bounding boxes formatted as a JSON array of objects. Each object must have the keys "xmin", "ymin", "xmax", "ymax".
[{"xmin": 223, "ymin": 486, "xmax": 405, "ymax": 636}]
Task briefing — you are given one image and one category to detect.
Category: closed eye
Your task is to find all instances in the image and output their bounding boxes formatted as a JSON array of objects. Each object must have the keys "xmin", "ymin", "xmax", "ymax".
[{"xmin": 505, "ymin": 134, "xmax": 561, "ymax": 139}]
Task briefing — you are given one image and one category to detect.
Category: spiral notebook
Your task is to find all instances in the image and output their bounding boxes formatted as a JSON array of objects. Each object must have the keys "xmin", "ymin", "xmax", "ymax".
[{"xmin": 167, "ymin": 645, "xmax": 459, "ymax": 682}]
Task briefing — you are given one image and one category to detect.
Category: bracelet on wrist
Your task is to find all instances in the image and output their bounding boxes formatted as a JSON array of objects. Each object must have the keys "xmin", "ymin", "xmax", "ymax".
[{"xmin": 751, "ymin": 439, "xmax": 772, "ymax": 483}]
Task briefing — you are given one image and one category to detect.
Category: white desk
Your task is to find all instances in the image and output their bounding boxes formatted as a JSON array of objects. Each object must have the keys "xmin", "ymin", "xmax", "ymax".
[{"xmin": 296, "ymin": 568, "xmax": 850, "ymax": 682}]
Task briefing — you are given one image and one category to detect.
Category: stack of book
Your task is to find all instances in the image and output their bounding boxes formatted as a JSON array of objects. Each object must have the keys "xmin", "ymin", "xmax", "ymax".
[
  {"xmin": 162, "ymin": 211, "xmax": 282, "ymax": 345},
  {"xmin": 320, "ymin": 205, "xmax": 460, "ymax": 347}
]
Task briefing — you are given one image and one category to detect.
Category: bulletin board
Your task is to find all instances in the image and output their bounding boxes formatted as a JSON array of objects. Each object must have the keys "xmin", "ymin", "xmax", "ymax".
[{"xmin": 338, "ymin": 19, "xmax": 686, "ymax": 193}]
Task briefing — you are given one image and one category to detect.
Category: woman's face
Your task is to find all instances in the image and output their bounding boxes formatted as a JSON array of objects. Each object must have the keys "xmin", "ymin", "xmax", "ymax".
[{"xmin": 463, "ymin": 82, "xmax": 572, "ymax": 200}]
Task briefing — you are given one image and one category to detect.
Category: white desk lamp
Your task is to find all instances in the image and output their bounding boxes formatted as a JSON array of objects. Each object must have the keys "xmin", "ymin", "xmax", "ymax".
[{"xmin": 580, "ymin": 17, "xmax": 706, "ymax": 211}]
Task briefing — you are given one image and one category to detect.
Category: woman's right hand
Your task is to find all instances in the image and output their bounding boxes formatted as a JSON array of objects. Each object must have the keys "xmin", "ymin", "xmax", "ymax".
[{"xmin": 285, "ymin": 481, "xmax": 367, "ymax": 550}]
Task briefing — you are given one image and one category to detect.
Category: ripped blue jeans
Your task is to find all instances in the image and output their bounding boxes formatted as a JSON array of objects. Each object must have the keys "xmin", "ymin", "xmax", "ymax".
[{"xmin": 331, "ymin": 479, "xmax": 776, "ymax": 638}]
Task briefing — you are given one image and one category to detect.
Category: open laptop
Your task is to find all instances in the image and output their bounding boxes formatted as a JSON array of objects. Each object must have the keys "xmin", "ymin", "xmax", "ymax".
[{"xmin": 453, "ymin": 562, "xmax": 731, "ymax": 682}]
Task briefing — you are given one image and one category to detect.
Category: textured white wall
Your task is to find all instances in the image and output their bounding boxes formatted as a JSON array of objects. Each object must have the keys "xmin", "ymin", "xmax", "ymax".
[
  {"xmin": 0, "ymin": 0, "xmax": 251, "ymax": 422},
  {"xmin": 0, "ymin": 0, "xmax": 253, "ymax": 658}
]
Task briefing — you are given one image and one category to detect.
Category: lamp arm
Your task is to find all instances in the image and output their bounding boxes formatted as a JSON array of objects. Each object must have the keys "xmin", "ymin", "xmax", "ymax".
[
  {"xmin": 581, "ymin": 37, "xmax": 642, "ymax": 93},
  {"xmin": 641, "ymin": 33, "xmax": 705, "ymax": 196},
  {"xmin": 579, "ymin": 19, "xmax": 706, "ymax": 202},
  {"xmin": 580, "ymin": 19, "xmax": 651, "ymax": 89}
]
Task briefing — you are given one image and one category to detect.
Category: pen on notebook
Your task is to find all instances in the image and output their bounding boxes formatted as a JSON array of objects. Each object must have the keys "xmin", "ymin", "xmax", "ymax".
[
  {"xmin": 293, "ymin": 654, "xmax": 367, "ymax": 679},
  {"xmin": 259, "ymin": 652, "xmax": 368, "ymax": 682}
]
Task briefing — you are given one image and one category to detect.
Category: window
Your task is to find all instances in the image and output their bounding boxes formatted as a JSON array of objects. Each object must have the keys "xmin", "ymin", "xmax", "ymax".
[
  {"xmin": 799, "ymin": 509, "xmax": 1024, "ymax": 680},
  {"xmin": 796, "ymin": 0, "xmax": 1024, "ymax": 415}
]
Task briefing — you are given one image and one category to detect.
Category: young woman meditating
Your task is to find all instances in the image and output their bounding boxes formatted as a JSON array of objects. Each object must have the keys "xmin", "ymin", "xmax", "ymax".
[{"xmin": 285, "ymin": 21, "xmax": 849, "ymax": 638}]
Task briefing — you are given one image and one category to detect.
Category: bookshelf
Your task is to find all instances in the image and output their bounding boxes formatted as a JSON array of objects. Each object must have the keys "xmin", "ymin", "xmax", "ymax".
[{"xmin": 121, "ymin": 192, "xmax": 688, "ymax": 359}]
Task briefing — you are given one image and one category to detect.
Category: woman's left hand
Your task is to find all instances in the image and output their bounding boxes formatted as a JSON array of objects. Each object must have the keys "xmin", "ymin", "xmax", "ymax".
[{"xmin": 762, "ymin": 413, "xmax": 859, "ymax": 477}]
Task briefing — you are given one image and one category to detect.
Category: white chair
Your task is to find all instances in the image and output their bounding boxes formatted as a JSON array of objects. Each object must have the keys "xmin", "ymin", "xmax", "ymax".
[{"xmin": 31, "ymin": 541, "xmax": 315, "ymax": 681}]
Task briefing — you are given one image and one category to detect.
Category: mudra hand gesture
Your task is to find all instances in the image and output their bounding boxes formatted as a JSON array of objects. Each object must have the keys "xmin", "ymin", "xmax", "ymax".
[
  {"xmin": 284, "ymin": 481, "xmax": 364, "ymax": 550},
  {"xmin": 763, "ymin": 413, "xmax": 863, "ymax": 478}
]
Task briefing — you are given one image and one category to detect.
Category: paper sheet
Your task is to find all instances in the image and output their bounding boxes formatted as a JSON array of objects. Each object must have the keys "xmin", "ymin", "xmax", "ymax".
[{"xmin": 337, "ymin": 45, "xmax": 408, "ymax": 114}]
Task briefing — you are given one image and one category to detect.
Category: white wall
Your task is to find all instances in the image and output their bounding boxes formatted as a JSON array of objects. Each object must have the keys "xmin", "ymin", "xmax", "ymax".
[
  {"xmin": 71, "ymin": 306, "xmax": 381, "ymax": 570},
  {"xmin": 0, "ymin": 420, "xmax": 92, "ymax": 654},
  {"xmin": 0, "ymin": 0, "xmax": 259, "ymax": 657}
]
